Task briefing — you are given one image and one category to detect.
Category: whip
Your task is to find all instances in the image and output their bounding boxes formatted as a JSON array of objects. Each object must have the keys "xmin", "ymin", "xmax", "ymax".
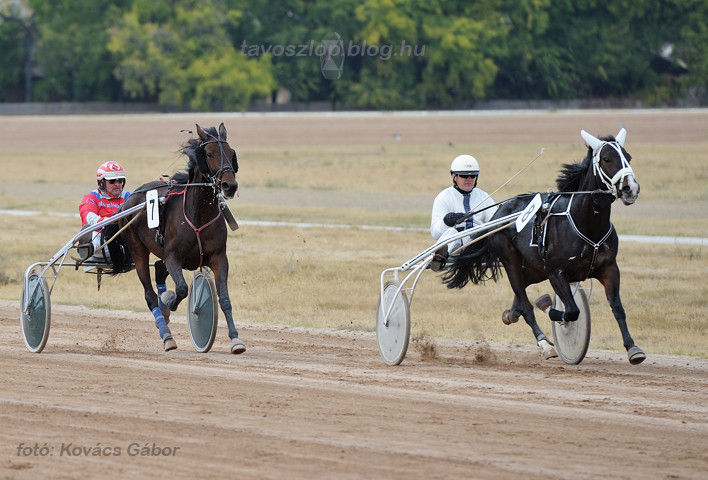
[{"xmin": 455, "ymin": 148, "xmax": 545, "ymax": 226}]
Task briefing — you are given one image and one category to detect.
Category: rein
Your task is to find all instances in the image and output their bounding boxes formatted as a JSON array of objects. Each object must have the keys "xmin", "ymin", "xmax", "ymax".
[
  {"xmin": 461, "ymin": 188, "xmax": 613, "ymax": 229},
  {"xmin": 95, "ymin": 209, "xmax": 144, "ymax": 254},
  {"xmin": 456, "ymin": 148, "xmax": 546, "ymax": 226}
]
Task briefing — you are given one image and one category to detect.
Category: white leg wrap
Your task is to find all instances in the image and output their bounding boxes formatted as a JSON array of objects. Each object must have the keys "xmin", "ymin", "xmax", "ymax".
[{"xmin": 537, "ymin": 339, "xmax": 558, "ymax": 360}]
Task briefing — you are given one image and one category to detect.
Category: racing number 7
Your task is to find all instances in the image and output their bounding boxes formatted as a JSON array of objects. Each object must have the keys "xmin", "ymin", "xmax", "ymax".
[{"xmin": 146, "ymin": 189, "xmax": 160, "ymax": 229}]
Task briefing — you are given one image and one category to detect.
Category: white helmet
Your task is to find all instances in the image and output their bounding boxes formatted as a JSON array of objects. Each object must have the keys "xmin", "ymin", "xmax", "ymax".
[{"xmin": 450, "ymin": 155, "xmax": 479, "ymax": 176}]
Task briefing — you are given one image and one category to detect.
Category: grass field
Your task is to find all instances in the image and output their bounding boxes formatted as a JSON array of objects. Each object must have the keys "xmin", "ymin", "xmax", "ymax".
[{"xmin": 1, "ymin": 111, "xmax": 706, "ymax": 357}]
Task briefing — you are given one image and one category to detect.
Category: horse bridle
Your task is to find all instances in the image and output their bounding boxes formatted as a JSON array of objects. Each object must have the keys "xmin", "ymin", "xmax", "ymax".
[
  {"xmin": 175, "ymin": 133, "xmax": 236, "ymax": 268},
  {"xmin": 591, "ymin": 141, "xmax": 635, "ymax": 198},
  {"xmin": 198, "ymin": 134, "xmax": 236, "ymax": 191}
]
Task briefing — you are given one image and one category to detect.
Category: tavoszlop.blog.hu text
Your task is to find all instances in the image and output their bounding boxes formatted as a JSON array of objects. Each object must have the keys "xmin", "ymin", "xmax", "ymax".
[{"xmin": 239, "ymin": 40, "xmax": 426, "ymax": 60}]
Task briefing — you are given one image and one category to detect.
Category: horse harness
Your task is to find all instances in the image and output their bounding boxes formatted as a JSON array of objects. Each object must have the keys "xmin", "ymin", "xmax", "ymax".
[
  {"xmin": 529, "ymin": 136, "xmax": 633, "ymax": 279},
  {"xmin": 151, "ymin": 133, "xmax": 234, "ymax": 268},
  {"xmin": 531, "ymin": 192, "xmax": 614, "ymax": 279}
]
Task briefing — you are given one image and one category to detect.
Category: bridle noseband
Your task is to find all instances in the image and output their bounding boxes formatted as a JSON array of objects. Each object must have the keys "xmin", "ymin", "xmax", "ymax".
[
  {"xmin": 591, "ymin": 141, "xmax": 635, "ymax": 198},
  {"xmin": 198, "ymin": 135, "xmax": 236, "ymax": 192}
]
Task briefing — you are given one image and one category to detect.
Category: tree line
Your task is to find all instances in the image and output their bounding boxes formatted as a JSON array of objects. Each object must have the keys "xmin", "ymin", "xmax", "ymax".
[{"xmin": 0, "ymin": 0, "xmax": 705, "ymax": 111}]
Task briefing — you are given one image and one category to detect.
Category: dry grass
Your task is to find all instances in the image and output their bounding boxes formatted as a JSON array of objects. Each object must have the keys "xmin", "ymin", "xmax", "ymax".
[
  {"xmin": 6, "ymin": 141, "xmax": 707, "ymax": 202},
  {"xmin": 240, "ymin": 142, "xmax": 708, "ymax": 202},
  {"xmin": 1, "ymin": 214, "xmax": 705, "ymax": 357},
  {"xmin": 0, "ymin": 112, "xmax": 706, "ymax": 358},
  {"xmin": 3, "ymin": 141, "xmax": 707, "ymax": 236}
]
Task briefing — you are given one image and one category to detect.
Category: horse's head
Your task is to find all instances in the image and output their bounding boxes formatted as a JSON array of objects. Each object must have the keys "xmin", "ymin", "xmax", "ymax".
[
  {"xmin": 194, "ymin": 123, "xmax": 239, "ymax": 199},
  {"xmin": 580, "ymin": 128, "xmax": 640, "ymax": 205}
]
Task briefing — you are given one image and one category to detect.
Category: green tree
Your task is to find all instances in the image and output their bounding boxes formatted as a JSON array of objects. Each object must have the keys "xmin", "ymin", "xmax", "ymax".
[
  {"xmin": 416, "ymin": 1, "xmax": 504, "ymax": 108},
  {"xmin": 671, "ymin": 0, "xmax": 708, "ymax": 104},
  {"xmin": 489, "ymin": 0, "xmax": 705, "ymax": 103},
  {"xmin": 0, "ymin": 0, "xmax": 36, "ymax": 101},
  {"xmin": 490, "ymin": 0, "xmax": 552, "ymax": 99},
  {"xmin": 343, "ymin": 0, "xmax": 422, "ymax": 109},
  {"xmin": 109, "ymin": 0, "xmax": 274, "ymax": 110},
  {"xmin": 1, "ymin": 0, "xmax": 705, "ymax": 109},
  {"xmin": 29, "ymin": 0, "xmax": 128, "ymax": 101},
  {"xmin": 320, "ymin": 0, "xmax": 505, "ymax": 109},
  {"xmin": 229, "ymin": 0, "xmax": 364, "ymax": 105}
]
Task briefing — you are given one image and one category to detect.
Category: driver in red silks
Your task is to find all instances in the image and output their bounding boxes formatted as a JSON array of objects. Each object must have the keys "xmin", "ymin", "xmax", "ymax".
[{"xmin": 79, "ymin": 161, "xmax": 130, "ymax": 262}]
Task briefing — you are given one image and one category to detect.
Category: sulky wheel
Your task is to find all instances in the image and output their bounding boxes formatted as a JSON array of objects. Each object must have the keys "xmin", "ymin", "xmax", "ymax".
[
  {"xmin": 188, "ymin": 268, "xmax": 218, "ymax": 353},
  {"xmin": 552, "ymin": 283, "xmax": 591, "ymax": 365},
  {"xmin": 21, "ymin": 270, "xmax": 51, "ymax": 353},
  {"xmin": 377, "ymin": 280, "xmax": 411, "ymax": 366}
]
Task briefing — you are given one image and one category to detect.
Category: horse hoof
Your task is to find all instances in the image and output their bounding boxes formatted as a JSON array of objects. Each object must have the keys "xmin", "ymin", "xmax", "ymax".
[
  {"xmin": 627, "ymin": 346, "xmax": 646, "ymax": 365},
  {"xmin": 230, "ymin": 338, "xmax": 246, "ymax": 354},
  {"xmin": 534, "ymin": 294, "xmax": 553, "ymax": 313},
  {"xmin": 502, "ymin": 309, "xmax": 519, "ymax": 325},
  {"xmin": 537, "ymin": 339, "xmax": 558, "ymax": 360},
  {"xmin": 159, "ymin": 303, "xmax": 171, "ymax": 325},
  {"xmin": 160, "ymin": 291, "xmax": 177, "ymax": 309},
  {"xmin": 163, "ymin": 335, "xmax": 177, "ymax": 352}
]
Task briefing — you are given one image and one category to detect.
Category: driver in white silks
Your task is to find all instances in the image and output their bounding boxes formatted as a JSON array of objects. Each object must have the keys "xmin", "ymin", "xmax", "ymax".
[{"xmin": 430, "ymin": 155, "xmax": 497, "ymax": 271}]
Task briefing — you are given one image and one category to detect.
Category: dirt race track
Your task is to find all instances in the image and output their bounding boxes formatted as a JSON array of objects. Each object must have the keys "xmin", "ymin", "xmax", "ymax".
[
  {"xmin": 1, "ymin": 300, "xmax": 707, "ymax": 480},
  {"xmin": 1, "ymin": 110, "xmax": 707, "ymax": 479}
]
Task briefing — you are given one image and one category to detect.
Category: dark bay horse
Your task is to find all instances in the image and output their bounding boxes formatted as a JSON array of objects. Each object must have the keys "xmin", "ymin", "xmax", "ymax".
[
  {"xmin": 443, "ymin": 128, "xmax": 646, "ymax": 365},
  {"xmin": 118, "ymin": 123, "xmax": 244, "ymax": 353}
]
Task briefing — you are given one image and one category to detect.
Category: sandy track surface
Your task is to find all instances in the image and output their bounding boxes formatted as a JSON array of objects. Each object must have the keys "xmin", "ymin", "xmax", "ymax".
[
  {"xmin": 2, "ymin": 300, "xmax": 707, "ymax": 479},
  {"xmin": 3, "ymin": 109, "xmax": 707, "ymax": 149},
  {"xmin": 2, "ymin": 110, "xmax": 707, "ymax": 478}
]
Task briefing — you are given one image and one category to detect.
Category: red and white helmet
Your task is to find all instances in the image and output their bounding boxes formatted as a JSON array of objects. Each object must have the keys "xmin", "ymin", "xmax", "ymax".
[{"xmin": 96, "ymin": 161, "xmax": 126, "ymax": 181}]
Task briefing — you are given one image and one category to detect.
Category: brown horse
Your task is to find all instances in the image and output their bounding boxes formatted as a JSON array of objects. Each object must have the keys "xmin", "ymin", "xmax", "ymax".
[{"xmin": 118, "ymin": 123, "xmax": 244, "ymax": 353}]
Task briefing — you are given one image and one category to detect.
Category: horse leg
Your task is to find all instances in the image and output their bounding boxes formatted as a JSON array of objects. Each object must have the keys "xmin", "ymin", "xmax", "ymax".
[
  {"xmin": 154, "ymin": 260, "xmax": 170, "ymax": 324},
  {"xmin": 161, "ymin": 257, "xmax": 189, "ymax": 312},
  {"xmin": 210, "ymin": 255, "xmax": 245, "ymax": 354},
  {"xmin": 133, "ymin": 250, "xmax": 176, "ymax": 351},
  {"xmin": 511, "ymin": 270, "xmax": 558, "ymax": 359},
  {"xmin": 499, "ymin": 260, "xmax": 556, "ymax": 359},
  {"xmin": 503, "ymin": 264, "xmax": 547, "ymax": 325},
  {"xmin": 502, "ymin": 296, "xmax": 521, "ymax": 325},
  {"xmin": 542, "ymin": 272, "xmax": 581, "ymax": 323},
  {"xmin": 596, "ymin": 263, "xmax": 646, "ymax": 365}
]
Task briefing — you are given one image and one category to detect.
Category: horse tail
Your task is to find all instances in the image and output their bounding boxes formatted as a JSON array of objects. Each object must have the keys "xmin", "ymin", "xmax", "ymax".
[{"xmin": 441, "ymin": 236, "xmax": 501, "ymax": 289}]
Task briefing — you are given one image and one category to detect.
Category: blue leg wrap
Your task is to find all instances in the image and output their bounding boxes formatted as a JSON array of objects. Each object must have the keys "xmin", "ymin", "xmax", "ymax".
[
  {"xmin": 151, "ymin": 306, "xmax": 171, "ymax": 340},
  {"xmin": 156, "ymin": 283, "xmax": 167, "ymax": 309}
]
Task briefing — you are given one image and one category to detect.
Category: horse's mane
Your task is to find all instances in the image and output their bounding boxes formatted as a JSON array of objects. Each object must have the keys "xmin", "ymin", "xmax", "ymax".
[
  {"xmin": 556, "ymin": 134, "xmax": 617, "ymax": 192},
  {"xmin": 170, "ymin": 126, "xmax": 221, "ymax": 185},
  {"xmin": 170, "ymin": 170, "xmax": 190, "ymax": 184}
]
